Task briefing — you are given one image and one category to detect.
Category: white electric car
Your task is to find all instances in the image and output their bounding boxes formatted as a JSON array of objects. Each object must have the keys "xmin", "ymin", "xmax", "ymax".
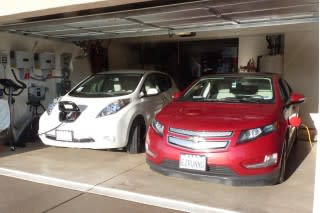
[{"xmin": 39, "ymin": 70, "xmax": 178, "ymax": 153}]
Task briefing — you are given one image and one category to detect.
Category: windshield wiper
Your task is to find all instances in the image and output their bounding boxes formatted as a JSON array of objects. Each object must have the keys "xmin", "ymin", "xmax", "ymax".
[
  {"xmin": 239, "ymin": 97, "xmax": 264, "ymax": 103},
  {"xmin": 215, "ymin": 97, "xmax": 241, "ymax": 103}
]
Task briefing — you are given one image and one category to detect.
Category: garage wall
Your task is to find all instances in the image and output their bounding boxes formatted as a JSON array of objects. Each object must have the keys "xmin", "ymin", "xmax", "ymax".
[
  {"xmin": 108, "ymin": 41, "xmax": 139, "ymax": 70},
  {"xmin": 238, "ymin": 35, "xmax": 269, "ymax": 69},
  {"xmin": 0, "ymin": 32, "xmax": 91, "ymax": 124},
  {"xmin": 284, "ymin": 29, "xmax": 319, "ymax": 127}
]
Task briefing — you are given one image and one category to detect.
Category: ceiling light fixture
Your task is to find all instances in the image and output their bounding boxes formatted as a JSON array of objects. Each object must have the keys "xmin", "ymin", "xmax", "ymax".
[{"xmin": 175, "ymin": 32, "xmax": 196, "ymax": 37}]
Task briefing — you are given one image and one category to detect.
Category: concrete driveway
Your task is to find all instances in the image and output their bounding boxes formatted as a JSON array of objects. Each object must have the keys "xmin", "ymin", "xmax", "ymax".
[{"xmin": 0, "ymin": 140, "xmax": 316, "ymax": 213}]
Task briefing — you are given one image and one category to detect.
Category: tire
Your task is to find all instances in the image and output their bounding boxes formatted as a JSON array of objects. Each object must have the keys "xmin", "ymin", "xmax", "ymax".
[
  {"xmin": 127, "ymin": 117, "xmax": 146, "ymax": 154},
  {"xmin": 277, "ymin": 142, "xmax": 287, "ymax": 184},
  {"xmin": 293, "ymin": 127, "xmax": 299, "ymax": 145}
]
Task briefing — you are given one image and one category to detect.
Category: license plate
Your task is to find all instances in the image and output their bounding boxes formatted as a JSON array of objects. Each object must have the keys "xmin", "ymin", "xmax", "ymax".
[
  {"xmin": 179, "ymin": 154, "xmax": 207, "ymax": 171},
  {"xmin": 56, "ymin": 130, "xmax": 73, "ymax": 142}
]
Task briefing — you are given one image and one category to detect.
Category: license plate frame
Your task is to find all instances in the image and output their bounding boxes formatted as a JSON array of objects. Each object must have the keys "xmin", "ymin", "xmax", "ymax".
[
  {"xmin": 179, "ymin": 154, "xmax": 207, "ymax": 171},
  {"xmin": 56, "ymin": 130, "xmax": 73, "ymax": 142}
]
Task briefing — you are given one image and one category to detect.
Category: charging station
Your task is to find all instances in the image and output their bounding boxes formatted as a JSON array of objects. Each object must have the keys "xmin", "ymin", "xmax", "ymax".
[
  {"xmin": 10, "ymin": 50, "xmax": 34, "ymax": 80},
  {"xmin": 34, "ymin": 52, "xmax": 56, "ymax": 78}
]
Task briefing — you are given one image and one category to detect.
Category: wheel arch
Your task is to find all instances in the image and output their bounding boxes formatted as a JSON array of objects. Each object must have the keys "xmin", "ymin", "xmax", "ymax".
[{"xmin": 125, "ymin": 114, "xmax": 147, "ymax": 146}]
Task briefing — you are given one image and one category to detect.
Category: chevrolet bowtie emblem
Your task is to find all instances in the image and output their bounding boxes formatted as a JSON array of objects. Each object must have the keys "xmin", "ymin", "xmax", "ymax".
[{"xmin": 189, "ymin": 136, "xmax": 205, "ymax": 143}]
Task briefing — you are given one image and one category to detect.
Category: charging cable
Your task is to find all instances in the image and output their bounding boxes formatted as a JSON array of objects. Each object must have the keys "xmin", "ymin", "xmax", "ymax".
[
  {"xmin": 301, "ymin": 124, "xmax": 313, "ymax": 149},
  {"xmin": 38, "ymin": 122, "xmax": 64, "ymax": 136}
]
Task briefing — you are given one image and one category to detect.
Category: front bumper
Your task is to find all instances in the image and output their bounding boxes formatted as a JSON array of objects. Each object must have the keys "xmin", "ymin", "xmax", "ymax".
[
  {"xmin": 39, "ymin": 111, "xmax": 129, "ymax": 149},
  {"xmin": 147, "ymin": 160, "xmax": 280, "ymax": 186}
]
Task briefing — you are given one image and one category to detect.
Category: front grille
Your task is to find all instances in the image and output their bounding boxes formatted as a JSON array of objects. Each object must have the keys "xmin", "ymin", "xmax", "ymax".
[
  {"xmin": 161, "ymin": 160, "xmax": 237, "ymax": 177},
  {"xmin": 169, "ymin": 127, "xmax": 233, "ymax": 137},
  {"xmin": 168, "ymin": 136, "xmax": 229, "ymax": 150},
  {"xmin": 45, "ymin": 135, "xmax": 95, "ymax": 143},
  {"xmin": 167, "ymin": 127, "xmax": 232, "ymax": 151}
]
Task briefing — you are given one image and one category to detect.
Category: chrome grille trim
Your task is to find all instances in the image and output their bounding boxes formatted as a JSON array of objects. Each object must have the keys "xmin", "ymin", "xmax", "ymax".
[
  {"xmin": 168, "ymin": 136, "xmax": 229, "ymax": 150},
  {"xmin": 169, "ymin": 127, "xmax": 232, "ymax": 137}
]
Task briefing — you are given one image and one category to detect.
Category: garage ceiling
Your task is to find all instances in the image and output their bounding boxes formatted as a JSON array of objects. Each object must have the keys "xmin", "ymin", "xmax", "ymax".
[{"xmin": 0, "ymin": 0, "xmax": 318, "ymax": 42}]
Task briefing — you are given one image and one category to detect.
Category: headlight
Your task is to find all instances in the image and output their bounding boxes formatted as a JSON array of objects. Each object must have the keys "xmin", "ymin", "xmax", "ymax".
[
  {"xmin": 151, "ymin": 119, "xmax": 164, "ymax": 136},
  {"xmin": 237, "ymin": 122, "xmax": 277, "ymax": 144},
  {"xmin": 97, "ymin": 99, "xmax": 130, "ymax": 117}
]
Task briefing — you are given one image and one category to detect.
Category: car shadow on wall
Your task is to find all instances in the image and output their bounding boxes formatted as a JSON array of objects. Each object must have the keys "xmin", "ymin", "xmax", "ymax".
[{"xmin": 285, "ymin": 139, "xmax": 313, "ymax": 180}]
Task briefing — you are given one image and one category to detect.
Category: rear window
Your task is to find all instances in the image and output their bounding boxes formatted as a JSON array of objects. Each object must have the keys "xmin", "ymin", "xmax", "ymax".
[
  {"xmin": 69, "ymin": 73, "xmax": 143, "ymax": 97},
  {"xmin": 181, "ymin": 76, "xmax": 274, "ymax": 104}
]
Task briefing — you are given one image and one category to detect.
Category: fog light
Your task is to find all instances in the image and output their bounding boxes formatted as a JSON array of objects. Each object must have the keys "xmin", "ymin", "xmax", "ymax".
[
  {"xmin": 244, "ymin": 153, "xmax": 278, "ymax": 169},
  {"xmin": 103, "ymin": 136, "xmax": 115, "ymax": 143}
]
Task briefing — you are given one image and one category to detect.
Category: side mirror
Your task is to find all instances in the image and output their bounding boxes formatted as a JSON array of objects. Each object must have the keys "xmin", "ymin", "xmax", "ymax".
[
  {"xmin": 289, "ymin": 115, "xmax": 302, "ymax": 127},
  {"xmin": 146, "ymin": 88, "xmax": 159, "ymax": 96},
  {"xmin": 172, "ymin": 91, "xmax": 182, "ymax": 100},
  {"xmin": 289, "ymin": 92, "xmax": 305, "ymax": 104},
  {"xmin": 139, "ymin": 91, "xmax": 145, "ymax": 98}
]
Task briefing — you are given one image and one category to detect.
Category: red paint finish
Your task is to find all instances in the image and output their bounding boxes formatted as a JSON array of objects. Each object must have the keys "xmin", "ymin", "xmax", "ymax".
[{"xmin": 146, "ymin": 73, "xmax": 304, "ymax": 184}]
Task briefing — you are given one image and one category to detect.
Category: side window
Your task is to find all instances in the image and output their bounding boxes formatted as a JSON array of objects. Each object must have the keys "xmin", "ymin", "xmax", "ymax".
[
  {"xmin": 142, "ymin": 74, "xmax": 160, "ymax": 96},
  {"xmin": 278, "ymin": 79, "xmax": 289, "ymax": 102},
  {"xmin": 156, "ymin": 74, "xmax": 172, "ymax": 92}
]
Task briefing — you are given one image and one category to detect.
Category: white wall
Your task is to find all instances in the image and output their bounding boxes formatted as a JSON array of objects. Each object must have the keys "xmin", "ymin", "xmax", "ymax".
[
  {"xmin": 283, "ymin": 29, "xmax": 319, "ymax": 127},
  {"xmin": 238, "ymin": 35, "xmax": 269, "ymax": 69},
  {"xmin": 0, "ymin": 32, "xmax": 91, "ymax": 124}
]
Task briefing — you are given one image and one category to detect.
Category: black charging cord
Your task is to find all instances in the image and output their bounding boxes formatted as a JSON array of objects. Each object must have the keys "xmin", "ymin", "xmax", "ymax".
[
  {"xmin": 37, "ymin": 122, "xmax": 64, "ymax": 136},
  {"xmin": 10, "ymin": 69, "xmax": 27, "ymax": 96}
]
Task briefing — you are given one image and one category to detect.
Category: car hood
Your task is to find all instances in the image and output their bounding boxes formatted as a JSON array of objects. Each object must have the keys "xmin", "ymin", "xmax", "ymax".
[{"xmin": 157, "ymin": 101, "xmax": 279, "ymax": 131}]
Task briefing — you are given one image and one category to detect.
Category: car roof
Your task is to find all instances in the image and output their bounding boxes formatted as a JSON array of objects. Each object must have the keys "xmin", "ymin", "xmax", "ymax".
[
  {"xmin": 201, "ymin": 72, "xmax": 279, "ymax": 79},
  {"xmin": 97, "ymin": 70, "xmax": 165, "ymax": 75}
]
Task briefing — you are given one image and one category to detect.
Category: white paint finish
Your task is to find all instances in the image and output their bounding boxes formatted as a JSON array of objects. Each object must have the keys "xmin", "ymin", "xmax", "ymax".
[
  {"xmin": 238, "ymin": 35, "xmax": 269, "ymax": 69},
  {"xmin": 92, "ymin": 186, "xmax": 238, "ymax": 213},
  {"xmin": 39, "ymin": 70, "xmax": 177, "ymax": 149},
  {"xmin": 283, "ymin": 29, "xmax": 319, "ymax": 127}
]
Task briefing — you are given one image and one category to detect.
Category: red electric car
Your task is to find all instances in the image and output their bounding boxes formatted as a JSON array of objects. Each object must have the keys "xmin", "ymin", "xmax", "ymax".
[{"xmin": 146, "ymin": 73, "xmax": 305, "ymax": 185}]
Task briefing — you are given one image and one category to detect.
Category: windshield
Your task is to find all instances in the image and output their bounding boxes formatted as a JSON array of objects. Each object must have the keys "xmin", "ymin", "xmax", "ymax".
[
  {"xmin": 69, "ymin": 73, "xmax": 143, "ymax": 97},
  {"xmin": 181, "ymin": 76, "xmax": 274, "ymax": 103}
]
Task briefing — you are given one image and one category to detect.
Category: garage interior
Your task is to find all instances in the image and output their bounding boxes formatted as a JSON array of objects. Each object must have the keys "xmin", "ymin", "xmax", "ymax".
[{"xmin": 0, "ymin": 0, "xmax": 319, "ymax": 212}]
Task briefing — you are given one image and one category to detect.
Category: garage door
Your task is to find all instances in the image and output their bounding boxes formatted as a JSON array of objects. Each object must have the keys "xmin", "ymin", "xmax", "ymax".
[{"xmin": 0, "ymin": 0, "xmax": 318, "ymax": 42}]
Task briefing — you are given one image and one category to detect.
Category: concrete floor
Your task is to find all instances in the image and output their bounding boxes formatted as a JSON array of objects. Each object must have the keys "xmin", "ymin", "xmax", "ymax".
[
  {"xmin": 0, "ymin": 140, "xmax": 316, "ymax": 213},
  {"xmin": 0, "ymin": 175, "xmax": 182, "ymax": 213}
]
